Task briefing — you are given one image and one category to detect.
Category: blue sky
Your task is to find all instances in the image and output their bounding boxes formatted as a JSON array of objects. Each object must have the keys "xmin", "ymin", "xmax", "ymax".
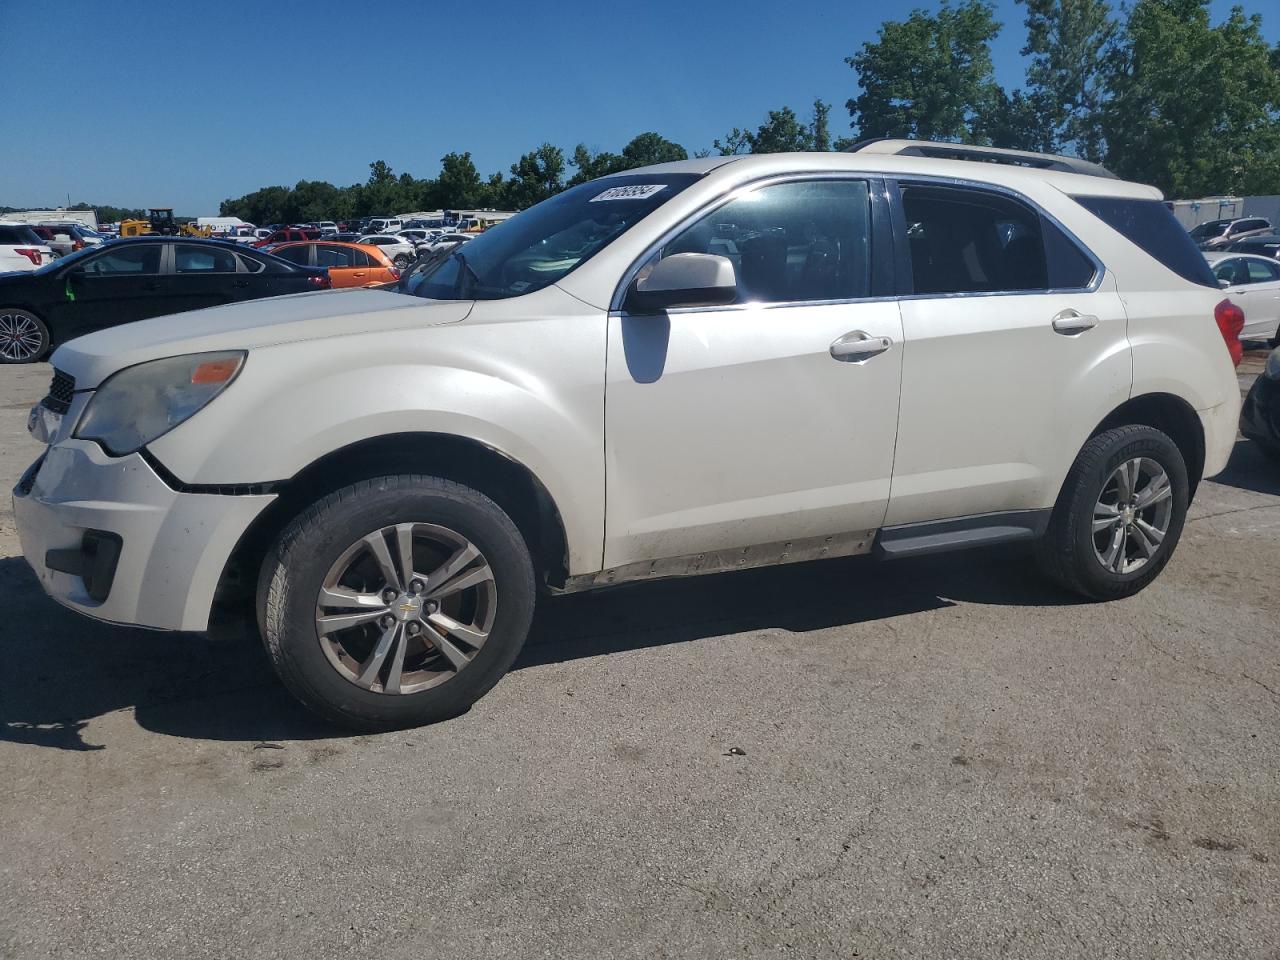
[{"xmin": 1, "ymin": 0, "xmax": 1276, "ymax": 213}]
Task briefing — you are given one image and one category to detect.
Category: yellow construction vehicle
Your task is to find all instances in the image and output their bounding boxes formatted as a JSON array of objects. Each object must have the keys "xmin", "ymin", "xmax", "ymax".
[{"xmin": 119, "ymin": 208, "xmax": 211, "ymax": 238}]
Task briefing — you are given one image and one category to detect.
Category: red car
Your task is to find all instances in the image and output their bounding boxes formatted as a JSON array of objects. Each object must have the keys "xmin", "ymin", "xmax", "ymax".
[{"xmin": 253, "ymin": 227, "xmax": 320, "ymax": 248}]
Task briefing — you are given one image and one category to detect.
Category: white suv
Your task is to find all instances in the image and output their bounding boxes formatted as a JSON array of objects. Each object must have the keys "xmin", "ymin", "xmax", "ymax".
[{"xmin": 14, "ymin": 141, "xmax": 1243, "ymax": 729}]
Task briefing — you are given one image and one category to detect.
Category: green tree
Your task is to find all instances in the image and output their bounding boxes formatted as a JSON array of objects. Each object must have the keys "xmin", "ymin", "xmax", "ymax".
[
  {"xmin": 569, "ymin": 133, "xmax": 688, "ymax": 185},
  {"xmin": 845, "ymin": 0, "xmax": 1002, "ymax": 142},
  {"xmin": 1101, "ymin": 0, "xmax": 1280, "ymax": 196},
  {"xmin": 434, "ymin": 151, "xmax": 485, "ymax": 207},
  {"xmin": 713, "ymin": 101, "xmax": 833, "ymax": 154},
  {"xmin": 620, "ymin": 132, "xmax": 687, "ymax": 166},
  {"xmin": 972, "ymin": 88, "xmax": 1056, "ymax": 151},
  {"xmin": 1018, "ymin": 0, "xmax": 1116, "ymax": 158},
  {"xmin": 506, "ymin": 143, "xmax": 566, "ymax": 208}
]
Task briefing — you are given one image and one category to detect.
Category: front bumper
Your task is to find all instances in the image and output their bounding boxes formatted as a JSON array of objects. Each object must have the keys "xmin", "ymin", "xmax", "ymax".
[{"xmin": 12, "ymin": 440, "xmax": 274, "ymax": 632}]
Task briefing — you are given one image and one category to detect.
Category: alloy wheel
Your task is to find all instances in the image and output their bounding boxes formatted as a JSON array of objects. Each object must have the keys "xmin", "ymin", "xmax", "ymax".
[
  {"xmin": 0, "ymin": 311, "xmax": 44, "ymax": 362},
  {"xmin": 1092, "ymin": 457, "xmax": 1174, "ymax": 575},
  {"xmin": 314, "ymin": 522, "xmax": 497, "ymax": 695}
]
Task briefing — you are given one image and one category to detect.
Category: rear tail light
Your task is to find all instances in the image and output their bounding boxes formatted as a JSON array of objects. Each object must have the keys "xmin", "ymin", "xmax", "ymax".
[
  {"xmin": 73, "ymin": 239, "xmax": 83, "ymax": 251},
  {"xmin": 14, "ymin": 248, "xmax": 41, "ymax": 265},
  {"xmin": 308, "ymin": 273, "xmax": 332, "ymax": 289},
  {"xmin": 389, "ymin": 266, "xmax": 401, "ymax": 280},
  {"xmin": 1215, "ymin": 299, "xmax": 1245, "ymax": 366}
]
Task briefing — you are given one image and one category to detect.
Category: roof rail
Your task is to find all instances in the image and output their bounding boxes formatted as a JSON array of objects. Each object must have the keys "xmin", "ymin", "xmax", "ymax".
[{"xmin": 843, "ymin": 138, "xmax": 1118, "ymax": 180}]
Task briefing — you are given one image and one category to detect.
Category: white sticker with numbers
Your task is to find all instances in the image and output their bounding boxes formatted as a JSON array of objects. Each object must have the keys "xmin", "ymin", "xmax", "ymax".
[{"xmin": 589, "ymin": 184, "xmax": 667, "ymax": 202}]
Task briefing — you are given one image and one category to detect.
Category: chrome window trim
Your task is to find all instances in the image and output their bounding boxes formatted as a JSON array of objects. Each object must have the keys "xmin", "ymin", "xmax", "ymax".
[
  {"xmin": 609, "ymin": 172, "xmax": 887, "ymax": 314},
  {"xmin": 609, "ymin": 169, "xmax": 1106, "ymax": 315}
]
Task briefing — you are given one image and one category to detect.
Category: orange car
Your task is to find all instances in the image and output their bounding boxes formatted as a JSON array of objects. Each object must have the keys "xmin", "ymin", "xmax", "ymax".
[{"xmin": 268, "ymin": 241, "xmax": 400, "ymax": 288}]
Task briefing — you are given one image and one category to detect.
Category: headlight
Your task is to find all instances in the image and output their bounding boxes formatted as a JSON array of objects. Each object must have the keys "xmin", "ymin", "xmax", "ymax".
[
  {"xmin": 1266, "ymin": 348, "xmax": 1280, "ymax": 381},
  {"xmin": 75, "ymin": 351, "xmax": 245, "ymax": 455}
]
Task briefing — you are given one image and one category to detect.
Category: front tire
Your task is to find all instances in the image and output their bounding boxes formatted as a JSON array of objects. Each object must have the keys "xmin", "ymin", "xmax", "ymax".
[
  {"xmin": 0, "ymin": 308, "xmax": 50, "ymax": 363},
  {"xmin": 1035, "ymin": 425, "xmax": 1188, "ymax": 600},
  {"xmin": 259, "ymin": 475, "xmax": 536, "ymax": 730}
]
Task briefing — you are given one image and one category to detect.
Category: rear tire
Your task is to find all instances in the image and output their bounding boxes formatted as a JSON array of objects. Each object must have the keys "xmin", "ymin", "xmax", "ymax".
[
  {"xmin": 0, "ymin": 308, "xmax": 49, "ymax": 363},
  {"xmin": 393, "ymin": 254, "xmax": 411, "ymax": 269},
  {"xmin": 1035, "ymin": 426, "xmax": 1188, "ymax": 600},
  {"xmin": 258, "ymin": 475, "xmax": 536, "ymax": 731}
]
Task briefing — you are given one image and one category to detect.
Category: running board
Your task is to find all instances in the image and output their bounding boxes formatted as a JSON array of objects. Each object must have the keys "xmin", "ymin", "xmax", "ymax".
[{"xmin": 874, "ymin": 510, "xmax": 1050, "ymax": 560}]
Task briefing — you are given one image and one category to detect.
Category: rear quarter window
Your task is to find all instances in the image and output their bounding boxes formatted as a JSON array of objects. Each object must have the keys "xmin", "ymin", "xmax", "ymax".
[{"xmin": 1075, "ymin": 197, "xmax": 1218, "ymax": 288}]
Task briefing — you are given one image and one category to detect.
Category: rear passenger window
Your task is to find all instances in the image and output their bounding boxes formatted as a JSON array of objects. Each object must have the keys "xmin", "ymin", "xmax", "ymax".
[
  {"xmin": 316, "ymin": 245, "xmax": 355, "ymax": 268},
  {"xmin": 1246, "ymin": 258, "xmax": 1280, "ymax": 282},
  {"xmin": 237, "ymin": 253, "xmax": 265, "ymax": 273},
  {"xmin": 174, "ymin": 245, "xmax": 238, "ymax": 273},
  {"xmin": 899, "ymin": 184, "xmax": 1092, "ymax": 295},
  {"xmin": 651, "ymin": 179, "xmax": 872, "ymax": 304}
]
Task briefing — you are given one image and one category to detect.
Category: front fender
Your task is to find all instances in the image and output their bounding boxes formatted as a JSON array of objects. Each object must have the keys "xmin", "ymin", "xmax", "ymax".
[{"xmin": 146, "ymin": 304, "xmax": 606, "ymax": 574}]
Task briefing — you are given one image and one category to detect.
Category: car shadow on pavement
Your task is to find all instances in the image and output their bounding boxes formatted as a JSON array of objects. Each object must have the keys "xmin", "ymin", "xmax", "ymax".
[
  {"xmin": 516, "ymin": 545, "xmax": 1080, "ymax": 670},
  {"xmin": 0, "ymin": 541, "xmax": 1080, "ymax": 751},
  {"xmin": 1211, "ymin": 439, "xmax": 1280, "ymax": 497}
]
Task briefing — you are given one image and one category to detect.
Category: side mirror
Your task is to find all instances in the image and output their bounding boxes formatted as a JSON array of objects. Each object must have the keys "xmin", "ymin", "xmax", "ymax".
[
  {"xmin": 1218, "ymin": 278, "xmax": 1231, "ymax": 289},
  {"xmin": 624, "ymin": 253, "xmax": 738, "ymax": 313}
]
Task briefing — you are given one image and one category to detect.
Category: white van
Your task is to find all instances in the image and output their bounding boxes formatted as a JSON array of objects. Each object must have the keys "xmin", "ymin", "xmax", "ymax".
[{"xmin": 368, "ymin": 218, "xmax": 403, "ymax": 234}]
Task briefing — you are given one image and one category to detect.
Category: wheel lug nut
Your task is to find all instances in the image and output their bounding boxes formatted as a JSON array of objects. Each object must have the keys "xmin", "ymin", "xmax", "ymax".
[
  {"xmin": 410, "ymin": 580, "xmax": 425, "ymax": 594},
  {"xmin": 425, "ymin": 600, "xmax": 439, "ymax": 614},
  {"xmin": 406, "ymin": 622, "xmax": 421, "ymax": 636},
  {"xmin": 380, "ymin": 615, "xmax": 394, "ymax": 628},
  {"xmin": 382, "ymin": 589, "xmax": 396, "ymax": 603}
]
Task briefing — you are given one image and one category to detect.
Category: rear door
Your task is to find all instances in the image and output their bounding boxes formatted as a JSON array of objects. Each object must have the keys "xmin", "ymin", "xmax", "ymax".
[
  {"xmin": 316, "ymin": 244, "xmax": 374, "ymax": 286},
  {"xmin": 886, "ymin": 180, "xmax": 1130, "ymax": 526},
  {"xmin": 165, "ymin": 243, "xmax": 246, "ymax": 315},
  {"xmin": 1239, "ymin": 258, "xmax": 1280, "ymax": 340}
]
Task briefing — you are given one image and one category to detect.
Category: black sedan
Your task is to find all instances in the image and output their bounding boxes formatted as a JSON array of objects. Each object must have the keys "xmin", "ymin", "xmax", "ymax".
[
  {"xmin": 1241, "ymin": 347, "xmax": 1280, "ymax": 462},
  {"xmin": 1227, "ymin": 233, "xmax": 1280, "ymax": 259},
  {"xmin": 0, "ymin": 237, "xmax": 330, "ymax": 363}
]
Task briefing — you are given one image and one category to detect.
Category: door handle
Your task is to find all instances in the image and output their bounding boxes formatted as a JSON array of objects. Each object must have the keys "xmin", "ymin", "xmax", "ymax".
[
  {"xmin": 142, "ymin": 281, "xmax": 160, "ymax": 290},
  {"xmin": 830, "ymin": 330, "xmax": 893, "ymax": 362},
  {"xmin": 231, "ymin": 280, "xmax": 250, "ymax": 288},
  {"xmin": 352, "ymin": 272, "xmax": 366, "ymax": 278},
  {"xmin": 1051, "ymin": 309, "xmax": 1099, "ymax": 335}
]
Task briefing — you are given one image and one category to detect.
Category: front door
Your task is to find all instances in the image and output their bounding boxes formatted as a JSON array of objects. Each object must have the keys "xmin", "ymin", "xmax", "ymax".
[
  {"xmin": 53, "ymin": 242, "xmax": 165, "ymax": 338},
  {"xmin": 604, "ymin": 178, "xmax": 903, "ymax": 569}
]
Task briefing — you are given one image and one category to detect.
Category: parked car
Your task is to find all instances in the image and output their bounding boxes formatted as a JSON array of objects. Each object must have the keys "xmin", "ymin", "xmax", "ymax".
[
  {"xmin": 52, "ymin": 223, "xmax": 107, "ymax": 246},
  {"xmin": 30, "ymin": 226, "xmax": 78, "ymax": 258},
  {"xmin": 1240, "ymin": 347, "xmax": 1280, "ymax": 462},
  {"xmin": 0, "ymin": 222, "xmax": 54, "ymax": 271},
  {"xmin": 1190, "ymin": 217, "xmax": 1272, "ymax": 250},
  {"xmin": 253, "ymin": 228, "xmax": 320, "ymax": 248},
  {"xmin": 15, "ymin": 141, "xmax": 1242, "ymax": 730},
  {"xmin": 356, "ymin": 233, "xmax": 416, "ymax": 267},
  {"xmin": 1226, "ymin": 233, "xmax": 1280, "ymax": 260},
  {"xmin": 0, "ymin": 237, "xmax": 330, "ymax": 363},
  {"xmin": 423, "ymin": 233, "xmax": 472, "ymax": 253},
  {"xmin": 269, "ymin": 241, "xmax": 400, "ymax": 287},
  {"xmin": 368, "ymin": 218, "xmax": 404, "ymax": 234},
  {"xmin": 329, "ymin": 232, "xmax": 363, "ymax": 244},
  {"xmin": 1206, "ymin": 252, "xmax": 1280, "ymax": 344}
]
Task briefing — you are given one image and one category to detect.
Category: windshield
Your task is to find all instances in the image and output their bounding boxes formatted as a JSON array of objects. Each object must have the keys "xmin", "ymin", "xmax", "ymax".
[
  {"xmin": 409, "ymin": 173, "xmax": 699, "ymax": 301},
  {"xmin": 31, "ymin": 243, "xmax": 102, "ymax": 274},
  {"xmin": 1190, "ymin": 220, "xmax": 1229, "ymax": 239}
]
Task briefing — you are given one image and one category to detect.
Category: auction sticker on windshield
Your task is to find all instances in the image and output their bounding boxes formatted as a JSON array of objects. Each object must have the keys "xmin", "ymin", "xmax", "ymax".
[{"xmin": 590, "ymin": 184, "xmax": 667, "ymax": 202}]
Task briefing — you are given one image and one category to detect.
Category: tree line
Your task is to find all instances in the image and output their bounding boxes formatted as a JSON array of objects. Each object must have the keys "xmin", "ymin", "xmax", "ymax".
[{"xmin": 222, "ymin": 0, "xmax": 1280, "ymax": 222}]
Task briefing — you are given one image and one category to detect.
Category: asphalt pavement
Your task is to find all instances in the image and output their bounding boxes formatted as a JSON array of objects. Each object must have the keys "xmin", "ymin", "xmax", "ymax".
[{"xmin": 1, "ymin": 354, "xmax": 1277, "ymax": 959}]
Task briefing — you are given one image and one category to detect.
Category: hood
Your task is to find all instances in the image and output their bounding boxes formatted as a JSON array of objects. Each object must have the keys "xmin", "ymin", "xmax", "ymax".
[{"xmin": 51, "ymin": 289, "xmax": 472, "ymax": 388}]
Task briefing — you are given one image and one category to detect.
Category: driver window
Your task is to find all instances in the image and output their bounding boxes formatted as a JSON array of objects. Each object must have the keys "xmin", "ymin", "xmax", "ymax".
[
  {"xmin": 649, "ymin": 179, "xmax": 872, "ymax": 305},
  {"xmin": 77, "ymin": 245, "xmax": 162, "ymax": 275}
]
